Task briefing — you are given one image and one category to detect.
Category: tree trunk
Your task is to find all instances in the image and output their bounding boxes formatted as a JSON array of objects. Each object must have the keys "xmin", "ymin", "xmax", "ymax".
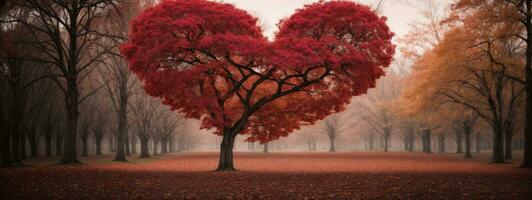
[
  {"xmin": 464, "ymin": 127, "xmax": 473, "ymax": 158},
  {"xmin": 55, "ymin": 131, "xmax": 63, "ymax": 156},
  {"xmin": 45, "ymin": 129, "xmax": 52, "ymax": 156},
  {"xmin": 19, "ymin": 130, "xmax": 26, "ymax": 160},
  {"xmin": 438, "ymin": 134, "xmax": 445, "ymax": 153},
  {"xmin": 422, "ymin": 129, "xmax": 432, "ymax": 153},
  {"xmin": 60, "ymin": 81, "xmax": 80, "ymax": 164},
  {"xmin": 28, "ymin": 129, "xmax": 38, "ymax": 157},
  {"xmin": 328, "ymin": 132, "xmax": 336, "ymax": 152},
  {"xmin": 492, "ymin": 125, "xmax": 505, "ymax": 163},
  {"xmin": 114, "ymin": 111, "xmax": 127, "ymax": 161},
  {"xmin": 139, "ymin": 136, "xmax": 150, "ymax": 158},
  {"xmin": 131, "ymin": 135, "xmax": 137, "ymax": 154},
  {"xmin": 95, "ymin": 135, "xmax": 102, "ymax": 155},
  {"xmin": 125, "ymin": 132, "xmax": 131, "ymax": 156},
  {"xmin": 161, "ymin": 139, "xmax": 168, "ymax": 154},
  {"xmin": 455, "ymin": 131, "xmax": 463, "ymax": 153},
  {"xmin": 263, "ymin": 143, "xmax": 269, "ymax": 153},
  {"xmin": 153, "ymin": 139, "xmax": 159, "ymax": 156},
  {"xmin": 504, "ymin": 131, "xmax": 513, "ymax": 160},
  {"xmin": 81, "ymin": 136, "xmax": 88, "ymax": 156},
  {"xmin": 369, "ymin": 134, "xmax": 375, "ymax": 150},
  {"xmin": 216, "ymin": 131, "xmax": 236, "ymax": 171},
  {"xmin": 383, "ymin": 127, "xmax": 390, "ymax": 152}
]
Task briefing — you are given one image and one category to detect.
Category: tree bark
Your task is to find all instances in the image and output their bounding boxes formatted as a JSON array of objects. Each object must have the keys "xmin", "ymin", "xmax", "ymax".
[
  {"xmin": 492, "ymin": 124, "xmax": 505, "ymax": 163},
  {"xmin": 55, "ymin": 131, "xmax": 63, "ymax": 156},
  {"xmin": 505, "ymin": 131, "xmax": 513, "ymax": 160},
  {"xmin": 464, "ymin": 127, "xmax": 473, "ymax": 158},
  {"xmin": 455, "ymin": 131, "xmax": 463, "ymax": 153},
  {"xmin": 80, "ymin": 135, "xmax": 88, "ymax": 156},
  {"xmin": 131, "ymin": 135, "xmax": 137, "ymax": 154},
  {"xmin": 139, "ymin": 136, "xmax": 150, "ymax": 158},
  {"xmin": 383, "ymin": 127, "xmax": 390, "ymax": 152},
  {"xmin": 217, "ymin": 130, "xmax": 236, "ymax": 171},
  {"xmin": 45, "ymin": 129, "xmax": 52, "ymax": 156},
  {"xmin": 438, "ymin": 134, "xmax": 445, "ymax": 153},
  {"xmin": 60, "ymin": 78, "xmax": 81, "ymax": 164},
  {"xmin": 328, "ymin": 131, "xmax": 336, "ymax": 152},
  {"xmin": 95, "ymin": 135, "xmax": 102, "ymax": 155},
  {"xmin": 422, "ymin": 129, "xmax": 432, "ymax": 153}
]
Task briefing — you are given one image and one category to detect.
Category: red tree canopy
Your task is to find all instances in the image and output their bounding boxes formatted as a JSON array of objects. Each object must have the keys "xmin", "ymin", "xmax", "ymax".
[{"xmin": 121, "ymin": 0, "xmax": 394, "ymax": 143}]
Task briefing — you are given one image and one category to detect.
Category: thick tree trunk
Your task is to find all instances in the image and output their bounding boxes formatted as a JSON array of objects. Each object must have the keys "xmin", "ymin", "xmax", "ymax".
[
  {"xmin": 11, "ymin": 128, "xmax": 20, "ymax": 163},
  {"xmin": 505, "ymin": 132, "xmax": 513, "ymax": 160},
  {"xmin": 60, "ymin": 81, "xmax": 80, "ymax": 164},
  {"xmin": 492, "ymin": 125, "xmax": 505, "ymax": 163},
  {"xmin": 139, "ymin": 137, "xmax": 150, "ymax": 158},
  {"xmin": 114, "ymin": 113, "xmax": 127, "ymax": 161},
  {"xmin": 217, "ymin": 131, "xmax": 236, "ymax": 171},
  {"xmin": 455, "ymin": 131, "xmax": 463, "ymax": 153},
  {"xmin": 369, "ymin": 134, "xmax": 375, "ymax": 150}
]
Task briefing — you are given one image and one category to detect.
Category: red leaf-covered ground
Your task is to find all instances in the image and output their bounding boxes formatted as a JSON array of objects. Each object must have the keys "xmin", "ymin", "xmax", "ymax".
[{"xmin": 1, "ymin": 152, "xmax": 531, "ymax": 199}]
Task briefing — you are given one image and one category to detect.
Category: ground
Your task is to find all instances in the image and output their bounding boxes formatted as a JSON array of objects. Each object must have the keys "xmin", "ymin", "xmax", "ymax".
[{"xmin": 1, "ymin": 152, "xmax": 531, "ymax": 199}]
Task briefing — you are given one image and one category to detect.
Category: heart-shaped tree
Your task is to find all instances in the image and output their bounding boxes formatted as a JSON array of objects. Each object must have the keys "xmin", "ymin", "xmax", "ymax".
[{"xmin": 121, "ymin": 0, "xmax": 394, "ymax": 171}]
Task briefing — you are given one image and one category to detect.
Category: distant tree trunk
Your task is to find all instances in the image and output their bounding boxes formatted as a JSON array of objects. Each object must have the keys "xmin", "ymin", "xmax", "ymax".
[
  {"xmin": 44, "ymin": 128, "xmax": 53, "ymax": 156},
  {"xmin": 139, "ymin": 136, "xmax": 150, "ymax": 158},
  {"xmin": 263, "ymin": 143, "xmax": 269, "ymax": 153},
  {"xmin": 168, "ymin": 136, "xmax": 174, "ymax": 153},
  {"xmin": 55, "ymin": 131, "xmax": 63, "ymax": 156},
  {"xmin": 153, "ymin": 139, "xmax": 159, "ymax": 156},
  {"xmin": 464, "ymin": 126, "xmax": 473, "ymax": 158},
  {"xmin": 328, "ymin": 131, "xmax": 336, "ymax": 152},
  {"xmin": 125, "ymin": 132, "xmax": 131, "ymax": 156},
  {"xmin": 369, "ymin": 134, "xmax": 375, "ymax": 150},
  {"xmin": 95, "ymin": 135, "xmax": 103, "ymax": 155},
  {"xmin": 455, "ymin": 130, "xmax": 463, "ymax": 153},
  {"xmin": 422, "ymin": 128, "xmax": 432, "ymax": 153},
  {"xmin": 131, "ymin": 135, "xmax": 137, "ymax": 154},
  {"xmin": 108, "ymin": 135, "xmax": 115, "ymax": 153},
  {"xmin": 438, "ymin": 134, "xmax": 445, "ymax": 153},
  {"xmin": 383, "ymin": 127, "xmax": 391, "ymax": 152},
  {"xmin": 81, "ymin": 135, "xmax": 88, "ymax": 156},
  {"xmin": 28, "ymin": 128, "xmax": 39, "ymax": 157},
  {"xmin": 161, "ymin": 139, "xmax": 168, "ymax": 154},
  {"xmin": 19, "ymin": 130, "xmax": 27, "ymax": 160}
]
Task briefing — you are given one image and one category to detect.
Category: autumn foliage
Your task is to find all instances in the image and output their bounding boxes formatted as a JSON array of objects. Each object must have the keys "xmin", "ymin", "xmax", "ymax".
[{"xmin": 121, "ymin": 0, "xmax": 394, "ymax": 170}]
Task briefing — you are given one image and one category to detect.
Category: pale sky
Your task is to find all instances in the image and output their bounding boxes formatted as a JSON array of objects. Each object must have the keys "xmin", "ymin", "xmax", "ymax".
[{"xmin": 220, "ymin": 0, "xmax": 454, "ymax": 43}]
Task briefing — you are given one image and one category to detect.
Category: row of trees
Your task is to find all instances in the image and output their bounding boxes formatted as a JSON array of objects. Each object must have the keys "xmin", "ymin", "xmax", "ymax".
[{"xmin": 0, "ymin": 0, "xmax": 191, "ymax": 167}]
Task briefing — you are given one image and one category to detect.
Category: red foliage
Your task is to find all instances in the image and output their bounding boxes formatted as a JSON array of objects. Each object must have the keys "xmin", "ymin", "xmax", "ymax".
[{"xmin": 121, "ymin": 0, "xmax": 395, "ymax": 142}]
